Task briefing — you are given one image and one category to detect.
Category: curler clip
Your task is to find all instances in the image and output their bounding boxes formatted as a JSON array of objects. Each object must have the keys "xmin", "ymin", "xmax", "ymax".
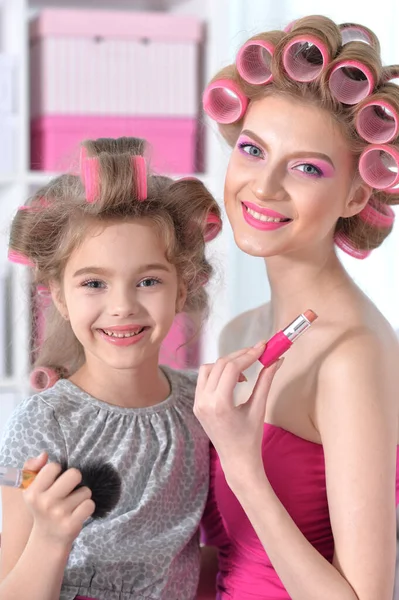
[
  {"xmin": 282, "ymin": 35, "xmax": 329, "ymax": 82},
  {"xmin": 236, "ymin": 39, "xmax": 274, "ymax": 85},
  {"xmin": 203, "ymin": 79, "xmax": 248, "ymax": 124},
  {"xmin": 359, "ymin": 144, "xmax": 399, "ymax": 190}
]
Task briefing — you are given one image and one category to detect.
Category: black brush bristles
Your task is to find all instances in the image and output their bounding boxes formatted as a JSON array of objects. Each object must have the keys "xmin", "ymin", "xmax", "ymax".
[{"xmin": 60, "ymin": 460, "xmax": 122, "ymax": 519}]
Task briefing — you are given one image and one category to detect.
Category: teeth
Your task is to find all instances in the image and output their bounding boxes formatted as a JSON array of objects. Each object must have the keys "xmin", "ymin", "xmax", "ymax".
[
  {"xmin": 102, "ymin": 328, "xmax": 144, "ymax": 338},
  {"xmin": 246, "ymin": 207, "xmax": 286, "ymax": 222}
]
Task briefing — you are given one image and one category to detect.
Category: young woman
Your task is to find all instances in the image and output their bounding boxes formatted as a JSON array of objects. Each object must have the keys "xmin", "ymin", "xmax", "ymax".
[{"xmin": 195, "ymin": 15, "xmax": 399, "ymax": 600}]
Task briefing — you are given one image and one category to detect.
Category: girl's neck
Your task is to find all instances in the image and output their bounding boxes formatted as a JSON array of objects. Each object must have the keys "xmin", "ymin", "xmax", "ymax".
[
  {"xmin": 69, "ymin": 356, "xmax": 171, "ymax": 409},
  {"xmin": 264, "ymin": 247, "xmax": 353, "ymax": 333}
]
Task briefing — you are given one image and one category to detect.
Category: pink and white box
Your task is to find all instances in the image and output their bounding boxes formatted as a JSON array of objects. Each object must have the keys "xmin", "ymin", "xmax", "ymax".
[{"xmin": 29, "ymin": 9, "xmax": 204, "ymax": 174}]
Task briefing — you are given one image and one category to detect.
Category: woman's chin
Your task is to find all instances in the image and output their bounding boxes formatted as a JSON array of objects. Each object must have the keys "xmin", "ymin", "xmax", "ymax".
[{"xmin": 234, "ymin": 233, "xmax": 277, "ymax": 258}]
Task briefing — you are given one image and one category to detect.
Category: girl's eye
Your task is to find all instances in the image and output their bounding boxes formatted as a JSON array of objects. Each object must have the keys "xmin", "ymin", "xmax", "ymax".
[
  {"xmin": 82, "ymin": 279, "xmax": 106, "ymax": 289},
  {"xmin": 238, "ymin": 142, "xmax": 263, "ymax": 158},
  {"xmin": 294, "ymin": 163, "xmax": 323, "ymax": 177},
  {"xmin": 138, "ymin": 277, "xmax": 161, "ymax": 288}
]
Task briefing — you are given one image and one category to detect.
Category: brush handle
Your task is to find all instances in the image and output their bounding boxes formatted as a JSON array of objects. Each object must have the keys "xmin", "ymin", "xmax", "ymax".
[{"xmin": 0, "ymin": 466, "xmax": 37, "ymax": 489}]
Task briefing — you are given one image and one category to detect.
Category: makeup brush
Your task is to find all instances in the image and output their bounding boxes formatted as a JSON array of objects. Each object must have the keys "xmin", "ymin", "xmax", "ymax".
[{"xmin": 0, "ymin": 460, "xmax": 122, "ymax": 519}]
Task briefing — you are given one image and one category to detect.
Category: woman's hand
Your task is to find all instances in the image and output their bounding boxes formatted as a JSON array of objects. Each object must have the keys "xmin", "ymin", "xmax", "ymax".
[
  {"xmin": 194, "ymin": 343, "xmax": 282, "ymax": 485},
  {"xmin": 22, "ymin": 453, "xmax": 95, "ymax": 547}
]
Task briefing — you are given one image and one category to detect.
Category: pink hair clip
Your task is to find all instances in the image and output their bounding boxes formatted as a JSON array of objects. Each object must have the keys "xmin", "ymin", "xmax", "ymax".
[
  {"xmin": 358, "ymin": 199, "xmax": 395, "ymax": 228},
  {"xmin": 334, "ymin": 232, "xmax": 371, "ymax": 259},
  {"xmin": 131, "ymin": 156, "xmax": 147, "ymax": 201},
  {"xmin": 328, "ymin": 60, "xmax": 374, "ymax": 105},
  {"xmin": 356, "ymin": 99, "xmax": 399, "ymax": 144},
  {"xmin": 340, "ymin": 24, "xmax": 373, "ymax": 47},
  {"xmin": 29, "ymin": 367, "xmax": 59, "ymax": 392},
  {"xmin": 282, "ymin": 35, "xmax": 329, "ymax": 82},
  {"xmin": 359, "ymin": 144, "xmax": 399, "ymax": 190},
  {"xmin": 80, "ymin": 147, "xmax": 100, "ymax": 203},
  {"xmin": 204, "ymin": 212, "xmax": 222, "ymax": 243},
  {"xmin": 236, "ymin": 39, "xmax": 274, "ymax": 85},
  {"xmin": 7, "ymin": 249, "xmax": 34, "ymax": 267},
  {"xmin": 203, "ymin": 79, "xmax": 248, "ymax": 124}
]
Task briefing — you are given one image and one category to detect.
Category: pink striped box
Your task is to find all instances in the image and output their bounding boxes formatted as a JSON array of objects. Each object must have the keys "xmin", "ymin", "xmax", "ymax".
[{"xmin": 29, "ymin": 9, "xmax": 204, "ymax": 173}]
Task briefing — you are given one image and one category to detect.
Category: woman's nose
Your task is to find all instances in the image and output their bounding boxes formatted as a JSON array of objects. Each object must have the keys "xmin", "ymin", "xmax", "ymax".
[{"xmin": 251, "ymin": 165, "xmax": 285, "ymax": 202}]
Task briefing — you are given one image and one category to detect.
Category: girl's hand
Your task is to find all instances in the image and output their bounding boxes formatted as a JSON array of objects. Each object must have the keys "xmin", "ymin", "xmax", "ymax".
[
  {"xmin": 194, "ymin": 343, "xmax": 282, "ymax": 484},
  {"xmin": 22, "ymin": 453, "xmax": 95, "ymax": 547}
]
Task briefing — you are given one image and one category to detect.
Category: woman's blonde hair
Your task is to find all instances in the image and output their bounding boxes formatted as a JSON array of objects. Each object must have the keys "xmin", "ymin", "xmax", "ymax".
[
  {"xmin": 9, "ymin": 137, "xmax": 221, "ymax": 380},
  {"xmin": 204, "ymin": 15, "xmax": 399, "ymax": 257}
]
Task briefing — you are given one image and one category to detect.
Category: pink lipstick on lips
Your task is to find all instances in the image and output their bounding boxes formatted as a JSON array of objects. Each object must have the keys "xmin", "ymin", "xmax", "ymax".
[
  {"xmin": 242, "ymin": 201, "xmax": 292, "ymax": 231},
  {"xmin": 258, "ymin": 310, "xmax": 317, "ymax": 368}
]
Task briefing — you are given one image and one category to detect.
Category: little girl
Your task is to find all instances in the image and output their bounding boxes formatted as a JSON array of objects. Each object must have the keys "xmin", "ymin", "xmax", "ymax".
[{"xmin": 0, "ymin": 136, "xmax": 222, "ymax": 600}]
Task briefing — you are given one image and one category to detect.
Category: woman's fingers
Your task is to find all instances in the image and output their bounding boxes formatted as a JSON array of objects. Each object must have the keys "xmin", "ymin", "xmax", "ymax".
[
  {"xmin": 205, "ymin": 347, "xmax": 253, "ymax": 391},
  {"xmin": 216, "ymin": 343, "xmax": 267, "ymax": 400}
]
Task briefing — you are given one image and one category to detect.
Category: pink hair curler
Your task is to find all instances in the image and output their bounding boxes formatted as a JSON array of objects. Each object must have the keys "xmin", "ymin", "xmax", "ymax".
[
  {"xmin": 359, "ymin": 144, "xmax": 399, "ymax": 190},
  {"xmin": 131, "ymin": 156, "xmax": 147, "ymax": 201},
  {"xmin": 29, "ymin": 367, "xmax": 60, "ymax": 392},
  {"xmin": 328, "ymin": 60, "xmax": 374, "ymax": 105},
  {"xmin": 203, "ymin": 79, "xmax": 248, "ymax": 124},
  {"xmin": 204, "ymin": 212, "xmax": 222, "ymax": 243},
  {"xmin": 356, "ymin": 100, "xmax": 399, "ymax": 144},
  {"xmin": 358, "ymin": 199, "xmax": 395, "ymax": 227},
  {"xmin": 80, "ymin": 147, "xmax": 100, "ymax": 203},
  {"xmin": 236, "ymin": 39, "xmax": 274, "ymax": 85},
  {"xmin": 282, "ymin": 35, "xmax": 329, "ymax": 82},
  {"xmin": 36, "ymin": 284, "xmax": 51, "ymax": 297},
  {"xmin": 283, "ymin": 20, "xmax": 296, "ymax": 33},
  {"xmin": 385, "ymin": 183, "xmax": 399, "ymax": 195},
  {"xmin": 7, "ymin": 249, "xmax": 34, "ymax": 267},
  {"xmin": 334, "ymin": 231, "xmax": 371, "ymax": 259},
  {"xmin": 340, "ymin": 25, "xmax": 373, "ymax": 46}
]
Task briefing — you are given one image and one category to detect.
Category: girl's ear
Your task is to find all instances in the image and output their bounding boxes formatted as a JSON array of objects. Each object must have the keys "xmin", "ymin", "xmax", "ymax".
[
  {"xmin": 342, "ymin": 179, "xmax": 372, "ymax": 219},
  {"xmin": 49, "ymin": 281, "xmax": 69, "ymax": 320}
]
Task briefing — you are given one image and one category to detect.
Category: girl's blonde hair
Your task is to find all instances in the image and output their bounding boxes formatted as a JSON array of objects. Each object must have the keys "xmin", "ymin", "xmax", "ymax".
[
  {"xmin": 9, "ymin": 137, "xmax": 221, "ymax": 379},
  {"xmin": 205, "ymin": 15, "xmax": 399, "ymax": 257}
]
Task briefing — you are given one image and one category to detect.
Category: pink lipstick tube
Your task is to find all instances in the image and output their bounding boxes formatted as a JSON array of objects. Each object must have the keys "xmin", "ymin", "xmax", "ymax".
[{"xmin": 258, "ymin": 309, "xmax": 317, "ymax": 368}]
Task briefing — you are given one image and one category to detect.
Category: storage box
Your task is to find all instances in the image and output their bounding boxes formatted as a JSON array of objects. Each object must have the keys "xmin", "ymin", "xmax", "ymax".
[
  {"xmin": 31, "ymin": 114, "xmax": 199, "ymax": 173},
  {"xmin": 29, "ymin": 8, "xmax": 204, "ymax": 173}
]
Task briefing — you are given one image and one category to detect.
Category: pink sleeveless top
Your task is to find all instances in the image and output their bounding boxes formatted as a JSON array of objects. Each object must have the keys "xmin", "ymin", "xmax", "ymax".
[{"xmin": 201, "ymin": 423, "xmax": 399, "ymax": 600}]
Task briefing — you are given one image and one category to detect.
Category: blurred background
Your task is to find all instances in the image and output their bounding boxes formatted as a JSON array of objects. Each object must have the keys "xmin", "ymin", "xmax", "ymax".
[{"xmin": 0, "ymin": 0, "xmax": 399, "ymax": 431}]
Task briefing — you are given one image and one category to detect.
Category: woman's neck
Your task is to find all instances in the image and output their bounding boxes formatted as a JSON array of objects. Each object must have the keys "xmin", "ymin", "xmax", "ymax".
[
  {"xmin": 265, "ymin": 248, "xmax": 353, "ymax": 333},
  {"xmin": 69, "ymin": 356, "xmax": 171, "ymax": 409}
]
